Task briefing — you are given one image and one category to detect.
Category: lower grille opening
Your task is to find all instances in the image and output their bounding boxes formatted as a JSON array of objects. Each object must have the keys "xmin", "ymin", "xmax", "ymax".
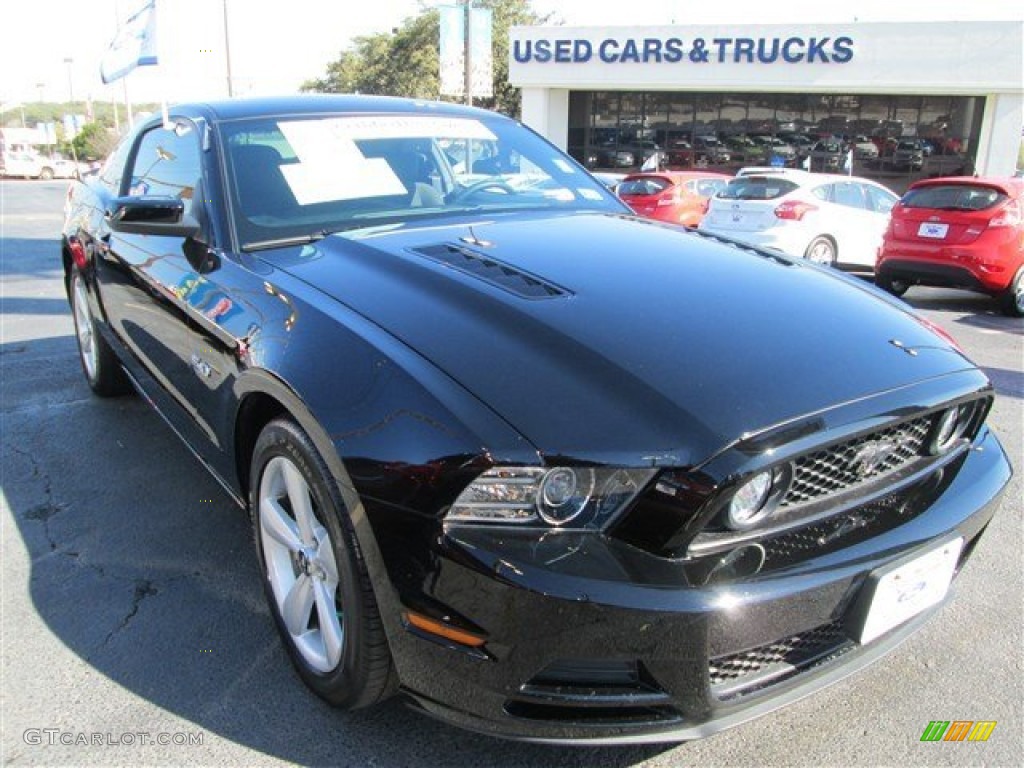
[
  {"xmin": 506, "ymin": 659, "xmax": 681, "ymax": 725},
  {"xmin": 504, "ymin": 701, "xmax": 682, "ymax": 725},
  {"xmin": 709, "ymin": 621, "xmax": 854, "ymax": 700}
]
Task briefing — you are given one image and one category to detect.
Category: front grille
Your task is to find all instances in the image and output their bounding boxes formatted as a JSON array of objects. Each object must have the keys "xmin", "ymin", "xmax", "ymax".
[
  {"xmin": 781, "ymin": 416, "xmax": 933, "ymax": 508},
  {"xmin": 709, "ymin": 621, "xmax": 853, "ymax": 699}
]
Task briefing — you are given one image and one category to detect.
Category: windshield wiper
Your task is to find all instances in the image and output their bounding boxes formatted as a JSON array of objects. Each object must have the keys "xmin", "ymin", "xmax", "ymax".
[{"xmin": 241, "ymin": 229, "xmax": 336, "ymax": 253}]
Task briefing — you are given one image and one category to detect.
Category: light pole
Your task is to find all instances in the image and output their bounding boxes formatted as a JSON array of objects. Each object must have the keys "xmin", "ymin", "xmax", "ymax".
[
  {"xmin": 63, "ymin": 57, "xmax": 74, "ymax": 106},
  {"xmin": 36, "ymin": 82, "xmax": 44, "ymax": 102}
]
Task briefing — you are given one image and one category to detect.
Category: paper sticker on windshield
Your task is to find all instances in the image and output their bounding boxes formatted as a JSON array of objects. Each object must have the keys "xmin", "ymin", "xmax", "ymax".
[
  {"xmin": 278, "ymin": 120, "xmax": 407, "ymax": 204},
  {"xmin": 284, "ymin": 116, "xmax": 495, "ymax": 143}
]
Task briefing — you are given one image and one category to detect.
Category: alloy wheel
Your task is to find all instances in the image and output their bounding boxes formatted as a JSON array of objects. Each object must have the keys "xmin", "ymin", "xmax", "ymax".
[
  {"xmin": 259, "ymin": 455, "xmax": 344, "ymax": 673},
  {"xmin": 72, "ymin": 274, "xmax": 98, "ymax": 382}
]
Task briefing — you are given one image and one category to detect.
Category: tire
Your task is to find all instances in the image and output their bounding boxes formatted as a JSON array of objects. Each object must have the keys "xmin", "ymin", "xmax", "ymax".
[
  {"xmin": 69, "ymin": 270, "xmax": 130, "ymax": 396},
  {"xmin": 39, "ymin": 167, "xmax": 54, "ymax": 180},
  {"xmin": 1000, "ymin": 267, "xmax": 1024, "ymax": 317},
  {"xmin": 251, "ymin": 418, "xmax": 395, "ymax": 709},
  {"xmin": 876, "ymin": 273, "xmax": 910, "ymax": 298},
  {"xmin": 804, "ymin": 236, "xmax": 837, "ymax": 267}
]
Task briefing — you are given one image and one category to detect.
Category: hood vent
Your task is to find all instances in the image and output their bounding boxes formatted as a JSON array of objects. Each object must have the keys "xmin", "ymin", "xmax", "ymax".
[{"xmin": 410, "ymin": 243, "xmax": 570, "ymax": 300}]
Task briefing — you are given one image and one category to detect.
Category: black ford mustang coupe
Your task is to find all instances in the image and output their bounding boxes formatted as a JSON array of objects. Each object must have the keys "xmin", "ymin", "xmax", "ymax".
[{"xmin": 61, "ymin": 96, "xmax": 1011, "ymax": 744}]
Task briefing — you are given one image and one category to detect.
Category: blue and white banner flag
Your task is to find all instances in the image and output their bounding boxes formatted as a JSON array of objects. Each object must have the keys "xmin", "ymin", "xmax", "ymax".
[{"xmin": 100, "ymin": 0, "xmax": 158, "ymax": 85}]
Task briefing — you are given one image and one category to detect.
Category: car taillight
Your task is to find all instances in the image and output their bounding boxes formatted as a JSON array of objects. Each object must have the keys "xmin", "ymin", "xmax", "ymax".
[
  {"xmin": 988, "ymin": 199, "xmax": 1021, "ymax": 229},
  {"xmin": 656, "ymin": 190, "xmax": 676, "ymax": 207},
  {"xmin": 774, "ymin": 200, "xmax": 817, "ymax": 220}
]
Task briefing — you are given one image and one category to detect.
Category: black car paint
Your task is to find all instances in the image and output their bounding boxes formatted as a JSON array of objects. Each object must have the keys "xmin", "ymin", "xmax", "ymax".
[{"xmin": 61, "ymin": 96, "xmax": 1011, "ymax": 744}]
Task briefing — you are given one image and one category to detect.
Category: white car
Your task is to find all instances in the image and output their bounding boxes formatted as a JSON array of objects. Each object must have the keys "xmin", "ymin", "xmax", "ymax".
[
  {"xmin": 0, "ymin": 151, "xmax": 79, "ymax": 180},
  {"xmin": 698, "ymin": 169, "xmax": 899, "ymax": 271}
]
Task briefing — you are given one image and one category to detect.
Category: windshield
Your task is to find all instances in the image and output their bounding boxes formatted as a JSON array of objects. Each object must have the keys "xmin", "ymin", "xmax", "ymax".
[
  {"xmin": 220, "ymin": 113, "xmax": 624, "ymax": 248},
  {"xmin": 718, "ymin": 177, "xmax": 799, "ymax": 201},
  {"xmin": 618, "ymin": 177, "xmax": 671, "ymax": 196},
  {"xmin": 901, "ymin": 185, "xmax": 1007, "ymax": 211}
]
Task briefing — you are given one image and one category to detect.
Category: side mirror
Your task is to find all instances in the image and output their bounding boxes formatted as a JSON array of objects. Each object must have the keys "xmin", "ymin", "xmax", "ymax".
[{"xmin": 106, "ymin": 196, "xmax": 200, "ymax": 237}]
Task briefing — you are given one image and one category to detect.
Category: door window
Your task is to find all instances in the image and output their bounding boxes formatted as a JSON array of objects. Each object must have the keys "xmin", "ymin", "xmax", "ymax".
[{"xmin": 127, "ymin": 121, "xmax": 202, "ymax": 216}]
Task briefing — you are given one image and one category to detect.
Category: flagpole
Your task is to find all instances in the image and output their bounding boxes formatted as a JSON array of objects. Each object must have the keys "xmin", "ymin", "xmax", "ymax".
[{"xmin": 223, "ymin": 0, "xmax": 234, "ymax": 97}]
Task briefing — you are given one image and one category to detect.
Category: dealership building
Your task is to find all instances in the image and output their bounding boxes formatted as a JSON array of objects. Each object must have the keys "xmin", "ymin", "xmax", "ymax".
[{"xmin": 509, "ymin": 21, "xmax": 1023, "ymax": 186}]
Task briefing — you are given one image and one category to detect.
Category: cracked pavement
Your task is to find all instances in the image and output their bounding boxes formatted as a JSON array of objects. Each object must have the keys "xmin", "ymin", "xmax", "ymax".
[{"xmin": 1, "ymin": 180, "xmax": 1021, "ymax": 766}]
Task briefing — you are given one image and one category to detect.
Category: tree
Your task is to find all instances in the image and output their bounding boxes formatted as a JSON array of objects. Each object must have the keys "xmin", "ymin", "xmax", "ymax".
[
  {"xmin": 302, "ymin": 0, "xmax": 549, "ymax": 118},
  {"xmin": 71, "ymin": 122, "xmax": 118, "ymax": 162}
]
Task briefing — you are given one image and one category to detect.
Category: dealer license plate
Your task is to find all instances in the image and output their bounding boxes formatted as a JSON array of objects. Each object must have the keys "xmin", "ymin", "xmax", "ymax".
[
  {"xmin": 850, "ymin": 537, "xmax": 962, "ymax": 644},
  {"xmin": 918, "ymin": 222, "xmax": 949, "ymax": 239}
]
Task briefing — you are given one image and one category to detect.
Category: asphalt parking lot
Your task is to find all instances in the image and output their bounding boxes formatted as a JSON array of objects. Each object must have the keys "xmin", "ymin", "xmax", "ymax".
[{"xmin": 2, "ymin": 179, "xmax": 1021, "ymax": 766}]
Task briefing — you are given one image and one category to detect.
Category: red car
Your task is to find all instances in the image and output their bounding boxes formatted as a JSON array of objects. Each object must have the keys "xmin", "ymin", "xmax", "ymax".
[
  {"xmin": 618, "ymin": 171, "xmax": 731, "ymax": 227},
  {"xmin": 876, "ymin": 176, "xmax": 1024, "ymax": 316}
]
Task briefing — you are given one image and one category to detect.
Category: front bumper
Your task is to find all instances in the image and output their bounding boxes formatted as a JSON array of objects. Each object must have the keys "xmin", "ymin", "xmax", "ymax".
[{"xmin": 371, "ymin": 428, "xmax": 1010, "ymax": 744}]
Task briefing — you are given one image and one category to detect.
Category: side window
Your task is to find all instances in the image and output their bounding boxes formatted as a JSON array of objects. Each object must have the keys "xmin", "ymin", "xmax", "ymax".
[
  {"xmin": 832, "ymin": 182, "xmax": 867, "ymax": 210},
  {"xmin": 865, "ymin": 185, "xmax": 898, "ymax": 214},
  {"xmin": 98, "ymin": 135, "xmax": 134, "ymax": 193},
  {"xmin": 126, "ymin": 121, "xmax": 202, "ymax": 215}
]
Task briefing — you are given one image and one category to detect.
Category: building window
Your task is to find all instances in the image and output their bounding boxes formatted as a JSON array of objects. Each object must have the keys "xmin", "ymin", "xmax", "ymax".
[{"xmin": 568, "ymin": 90, "xmax": 982, "ymax": 192}]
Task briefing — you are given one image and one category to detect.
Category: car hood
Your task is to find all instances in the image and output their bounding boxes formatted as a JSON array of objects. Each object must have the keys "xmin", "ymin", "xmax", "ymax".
[{"xmin": 265, "ymin": 211, "xmax": 974, "ymax": 465}]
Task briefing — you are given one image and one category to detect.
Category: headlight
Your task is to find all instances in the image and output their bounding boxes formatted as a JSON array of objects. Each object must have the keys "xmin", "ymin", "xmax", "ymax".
[
  {"xmin": 445, "ymin": 466, "xmax": 657, "ymax": 530},
  {"xmin": 726, "ymin": 470, "xmax": 774, "ymax": 529}
]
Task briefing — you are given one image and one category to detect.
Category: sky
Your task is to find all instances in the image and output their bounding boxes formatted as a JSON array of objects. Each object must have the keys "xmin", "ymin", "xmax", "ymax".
[{"xmin": 2, "ymin": 0, "xmax": 1021, "ymax": 112}]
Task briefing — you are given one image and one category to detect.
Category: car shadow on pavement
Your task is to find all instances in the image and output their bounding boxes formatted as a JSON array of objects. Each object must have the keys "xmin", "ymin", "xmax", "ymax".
[
  {"xmin": 901, "ymin": 290, "xmax": 1023, "ymax": 334},
  {"xmin": 2, "ymin": 334, "xmax": 672, "ymax": 766},
  {"xmin": 0, "ymin": 297, "xmax": 73, "ymax": 316},
  {"xmin": 0, "ymin": 238, "xmax": 66, "ymax": 279}
]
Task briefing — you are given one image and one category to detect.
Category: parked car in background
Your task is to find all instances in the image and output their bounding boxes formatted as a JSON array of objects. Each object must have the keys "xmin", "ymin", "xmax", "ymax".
[
  {"xmin": 591, "ymin": 171, "xmax": 627, "ymax": 193},
  {"xmin": 593, "ymin": 147, "xmax": 635, "ymax": 168},
  {"xmin": 618, "ymin": 170, "xmax": 731, "ymax": 226},
  {"xmin": 60, "ymin": 95, "xmax": 1010, "ymax": 745},
  {"xmin": 849, "ymin": 135, "xmax": 880, "ymax": 160},
  {"xmin": 722, "ymin": 135, "xmax": 768, "ymax": 164},
  {"xmin": 691, "ymin": 135, "xmax": 732, "ymax": 164},
  {"xmin": 750, "ymin": 135, "xmax": 797, "ymax": 164},
  {"xmin": 1, "ymin": 150, "xmax": 78, "ymax": 180},
  {"xmin": 877, "ymin": 176, "xmax": 1024, "ymax": 316},
  {"xmin": 886, "ymin": 139, "xmax": 926, "ymax": 171},
  {"xmin": 807, "ymin": 139, "xmax": 847, "ymax": 172},
  {"xmin": 700, "ymin": 168, "xmax": 899, "ymax": 271}
]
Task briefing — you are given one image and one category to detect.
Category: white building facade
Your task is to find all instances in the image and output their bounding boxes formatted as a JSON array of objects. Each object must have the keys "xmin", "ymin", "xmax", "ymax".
[{"xmin": 509, "ymin": 21, "xmax": 1023, "ymax": 185}]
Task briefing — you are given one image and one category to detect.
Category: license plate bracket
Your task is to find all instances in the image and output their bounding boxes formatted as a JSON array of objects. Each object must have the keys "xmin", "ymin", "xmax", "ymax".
[
  {"xmin": 918, "ymin": 222, "xmax": 949, "ymax": 239},
  {"xmin": 844, "ymin": 536, "xmax": 962, "ymax": 645}
]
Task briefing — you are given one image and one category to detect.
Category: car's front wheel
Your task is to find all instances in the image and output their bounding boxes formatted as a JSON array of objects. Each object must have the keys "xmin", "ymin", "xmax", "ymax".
[
  {"xmin": 70, "ymin": 270, "xmax": 129, "ymax": 396},
  {"xmin": 251, "ymin": 418, "xmax": 395, "ymax": 708},
  {"xmin": 804, "ymin": 236, "xmax": 837, "ymax": 267},
  {"xmin": 1001, "ymin": 266, "xmax": 1024, "ymax": 317}
]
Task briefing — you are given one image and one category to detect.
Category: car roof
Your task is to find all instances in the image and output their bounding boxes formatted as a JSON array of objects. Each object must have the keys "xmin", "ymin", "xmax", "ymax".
[
  {"xmin": 624, "ymin": 171, "xmax": 731, "ymax": 182},
  {"xmin": 907, "ymin": 176, "xmax": 1023, "ymax": 198},
  {"xmin": 166, "ymin": 94, "xmax": 503, "ymax": 123},
  {"xmin": 733, "ymin": 169, "xmax": 894, "ymax": 190}
]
